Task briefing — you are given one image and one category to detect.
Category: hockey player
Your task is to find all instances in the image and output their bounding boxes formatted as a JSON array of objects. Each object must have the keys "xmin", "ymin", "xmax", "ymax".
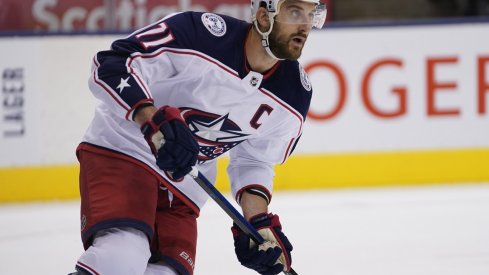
[{"xmin": 72, "ymin": 0, "xmax": 326, "ymax": 274}]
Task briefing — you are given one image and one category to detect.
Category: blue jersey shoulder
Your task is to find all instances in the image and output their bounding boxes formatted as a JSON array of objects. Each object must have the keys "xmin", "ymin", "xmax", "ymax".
[
  {"xmin": 263, "ymin": 61, "xmax": 312, "ymax": 119},
  {"xmin": 164, "ymin": 12, "xmax": 249, "ymax": 66},
  {"xmin": 109, "ymin": 12, "xmax": 248, "ymax": 58}
]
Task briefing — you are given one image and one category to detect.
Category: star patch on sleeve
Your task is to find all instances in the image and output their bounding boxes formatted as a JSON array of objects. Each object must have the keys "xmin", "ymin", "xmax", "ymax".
[{"xmin": 116, "ymin": 77, "xmax": 131, "ymax": 93}]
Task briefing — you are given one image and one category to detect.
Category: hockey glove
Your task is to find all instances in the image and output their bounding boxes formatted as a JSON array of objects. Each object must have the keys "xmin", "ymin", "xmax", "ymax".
[
  {"xmin": 141, "ymin": 106, "xmax": 199, "ymax": 180},
  {"xmin": 232, "ymin": 213, "xmax": 293, "ymax": 275}
]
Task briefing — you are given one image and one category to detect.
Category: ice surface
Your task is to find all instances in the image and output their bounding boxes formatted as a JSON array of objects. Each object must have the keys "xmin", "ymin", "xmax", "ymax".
[{"xmin": 1, "ymin": 183, "xmax": 488, "ymax": 275}]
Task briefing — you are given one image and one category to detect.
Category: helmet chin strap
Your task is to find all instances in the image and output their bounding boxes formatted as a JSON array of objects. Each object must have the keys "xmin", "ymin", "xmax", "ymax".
[{"xmin": 253, "ymin": 15, "xmax": 284, "ymax": 61}]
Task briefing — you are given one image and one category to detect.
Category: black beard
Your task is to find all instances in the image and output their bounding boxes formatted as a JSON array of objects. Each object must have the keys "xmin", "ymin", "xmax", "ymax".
[{"xmin": 268, "ymin": 24, "xmax": 303, "ymax": 60}]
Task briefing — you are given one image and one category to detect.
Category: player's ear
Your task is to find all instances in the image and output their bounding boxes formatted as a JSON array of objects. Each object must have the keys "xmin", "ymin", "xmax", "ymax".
[{"xmin": 256, "ymin": 7, "xmax": 271, "ymax": 31}]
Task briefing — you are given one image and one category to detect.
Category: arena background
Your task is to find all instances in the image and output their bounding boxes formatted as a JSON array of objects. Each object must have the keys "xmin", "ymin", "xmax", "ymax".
[{"xmin": 1, "ymin": 0, "xmax": 489, "ymax": 203}]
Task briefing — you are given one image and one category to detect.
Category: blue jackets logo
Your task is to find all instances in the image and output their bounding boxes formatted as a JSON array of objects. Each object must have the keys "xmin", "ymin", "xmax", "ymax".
[{"xmin": 180, "ymin": 108, "xmax": 249, "ymax": 162}]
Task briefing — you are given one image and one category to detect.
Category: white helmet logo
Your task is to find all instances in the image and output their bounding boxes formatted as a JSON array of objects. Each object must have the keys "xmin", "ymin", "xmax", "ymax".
[{"xmin": 201, "ymin": 13, "xmax": 227, "ymax": 37}]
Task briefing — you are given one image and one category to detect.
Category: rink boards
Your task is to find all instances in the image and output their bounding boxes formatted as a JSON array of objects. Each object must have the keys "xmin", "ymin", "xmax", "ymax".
[{"xmin": 1, "ymin": 20, "xmax": 489, "ymax": 202}]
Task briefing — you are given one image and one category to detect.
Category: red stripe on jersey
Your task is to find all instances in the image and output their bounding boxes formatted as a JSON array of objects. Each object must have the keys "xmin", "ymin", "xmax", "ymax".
[
  {"xmin": 92, "ymin": 56, "xmax": 130, "ymax": 113},
  {"xmin": 282, "ymin": 137, "xmax": 297, "ymax": 164},
  {"xmin": 125, "ymin": 98, "xmax": 154, "ymax": 121},
  {"xmin": 243, "ymin": 52, "xmax": 281, "ymax": 80},
  {"xmin": 127, "ymin": 48, "xmax": 240, "ymax": 79},
  {"xmin": 77, "ymin": 261, "xmax": 100, "ymax": 275},
  {"xmin": 258, "ymin": 87, "xmax": 304, "ymax": 162},
  {"xmin": 258, "ymin": 88, "xmax": 304, "ymax": 131},
  {"xmin": 124, "ymin": 57, "xmax": 153, "ymax": 100},
  {"xmin": 262, "ymin": 61, "xmax": 281, "ymax": 79}
]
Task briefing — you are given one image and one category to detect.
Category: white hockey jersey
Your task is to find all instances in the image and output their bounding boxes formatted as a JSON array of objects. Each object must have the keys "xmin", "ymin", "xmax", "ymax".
[{"xmin": 82, "ymin": 12, "xmax": 313, "ymax": 213}]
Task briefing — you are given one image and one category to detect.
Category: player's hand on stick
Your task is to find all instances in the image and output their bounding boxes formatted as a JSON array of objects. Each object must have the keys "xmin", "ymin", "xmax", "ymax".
[
  {"xmin": 232, "ymin": 213, "xmax": 293, "ymax": 275},
  {"xmin": 140, "ymin": 105, "xmax": 199, "ymax": 180}
]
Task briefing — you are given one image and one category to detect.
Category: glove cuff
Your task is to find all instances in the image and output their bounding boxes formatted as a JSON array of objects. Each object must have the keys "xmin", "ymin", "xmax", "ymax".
[
  {"xmin": 248, "ymin": 212, "xmax": 271, "ymax": 224},
  {"xmin": 248, "ymin": 213, "xmax": 282, "ymax": 230}
]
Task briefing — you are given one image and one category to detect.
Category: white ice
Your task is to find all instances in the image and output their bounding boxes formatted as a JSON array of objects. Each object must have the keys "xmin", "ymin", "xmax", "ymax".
[{"xmin": 1, "ymin": 183, "xmax": 489, "ymax": 275}]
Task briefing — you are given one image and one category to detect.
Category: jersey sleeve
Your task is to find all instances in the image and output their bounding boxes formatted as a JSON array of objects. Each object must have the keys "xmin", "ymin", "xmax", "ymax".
[
  {"xmin": 227, "ymin": 116, "xmax": 304, "ymax": 203},
  {"xmin": 87, "ymin": 12, "xmax": 198, "ymax": 120},
  {"xmin": 227, "ymin": 62, "xmax": 311, "ymax": 204}
]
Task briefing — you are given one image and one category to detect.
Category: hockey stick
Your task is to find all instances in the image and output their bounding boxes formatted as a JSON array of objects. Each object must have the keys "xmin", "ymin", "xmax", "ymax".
[{"xmin": 189, "ymin": 167, "xmax": 298, "ymax": 275}]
